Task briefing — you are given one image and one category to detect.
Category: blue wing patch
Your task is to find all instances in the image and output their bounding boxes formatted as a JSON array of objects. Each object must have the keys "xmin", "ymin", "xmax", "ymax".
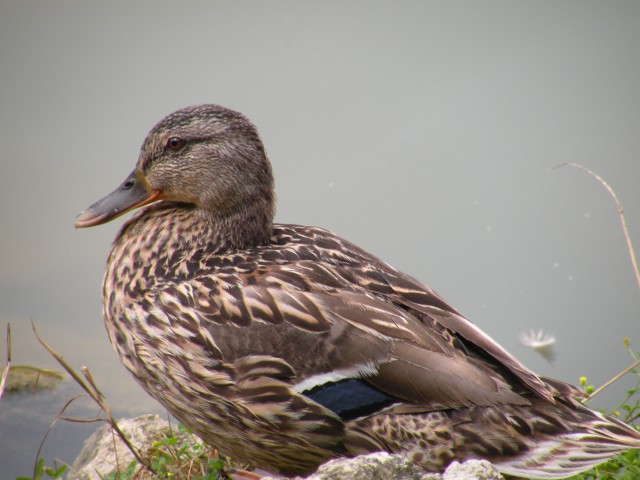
[{"xmin": 304, "ymin": 378, "xmax": 397, "ymax": 421}]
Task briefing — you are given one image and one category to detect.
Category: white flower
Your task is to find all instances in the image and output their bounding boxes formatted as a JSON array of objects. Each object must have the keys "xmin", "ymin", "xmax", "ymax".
[{"xmin": 519, "ymin": 328, "xmax": 556, "ymax": 363}]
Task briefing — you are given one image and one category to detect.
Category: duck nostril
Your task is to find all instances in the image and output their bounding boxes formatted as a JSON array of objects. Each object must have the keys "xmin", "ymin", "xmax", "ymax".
[{"xmin": 122, "ymin": 179, "xmax": 135, "ymax": 190}]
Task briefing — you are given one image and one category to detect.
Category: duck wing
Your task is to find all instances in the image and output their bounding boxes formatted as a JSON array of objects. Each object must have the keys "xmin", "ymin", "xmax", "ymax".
[
  {"xmin": 297, "ymin": 225, "xmax": 556, "ymax": 404},
  {"xmin": 344, "ymin": 260, "xmax": 556, "ymax": 404},
  {"xmin": 142, "ymin": 226, "xmax": 554, "ymax": 416}
]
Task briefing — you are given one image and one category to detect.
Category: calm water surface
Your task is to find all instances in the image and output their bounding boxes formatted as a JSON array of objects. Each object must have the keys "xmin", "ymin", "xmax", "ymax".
[{"xmin": 2, "ymin": 2, "xmax": 640, "ymax": 478}]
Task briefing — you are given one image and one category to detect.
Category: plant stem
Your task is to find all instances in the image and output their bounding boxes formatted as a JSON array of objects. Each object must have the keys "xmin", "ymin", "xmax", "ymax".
[{"xmin": 588, "ymin": 358, "xmax": 640, "ymax": 401}]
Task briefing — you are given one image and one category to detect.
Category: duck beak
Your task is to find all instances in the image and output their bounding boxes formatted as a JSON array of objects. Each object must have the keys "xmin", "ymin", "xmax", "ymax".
[{"xmin": 75, "ymin": 170, "xmax": 162, "ymax": 228}]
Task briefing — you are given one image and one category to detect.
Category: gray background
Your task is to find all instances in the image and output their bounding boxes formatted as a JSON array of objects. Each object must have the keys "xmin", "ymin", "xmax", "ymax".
[{"xmin": 1, "ymin": 1, "xmax": 639, "ymax": 477}]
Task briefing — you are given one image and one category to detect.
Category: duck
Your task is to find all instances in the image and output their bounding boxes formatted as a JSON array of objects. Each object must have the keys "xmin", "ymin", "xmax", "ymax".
[{"xmin": 75, "ymin": 104, "xmax": 640, "ymax": 478}]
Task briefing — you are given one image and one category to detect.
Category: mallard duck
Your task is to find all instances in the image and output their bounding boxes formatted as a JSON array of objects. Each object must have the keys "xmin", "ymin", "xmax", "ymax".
[{"xmin": 76, "ymin": 104, "xmax": 640, "ymax": 478}]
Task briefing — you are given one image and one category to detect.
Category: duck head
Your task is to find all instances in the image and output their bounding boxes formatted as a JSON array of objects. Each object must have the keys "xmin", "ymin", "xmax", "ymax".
[{"xmin": 75, "ymin": 104, "xmax": 275, "ymax": 229}]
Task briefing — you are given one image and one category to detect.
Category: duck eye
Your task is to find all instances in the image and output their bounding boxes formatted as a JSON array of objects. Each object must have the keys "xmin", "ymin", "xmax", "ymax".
[{"xmin": 166, "ymin": 136, "xmax": 186, "ymax": 151}]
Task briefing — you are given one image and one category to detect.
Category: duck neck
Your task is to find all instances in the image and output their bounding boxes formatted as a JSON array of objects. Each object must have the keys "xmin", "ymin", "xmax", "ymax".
[
  {"xmin": 106, "ymin": 198, "xmax": 275, "ymax": 297},
  {"xmin": 197, "ymin": 196, "xmax": 274, "ymax": 252}
]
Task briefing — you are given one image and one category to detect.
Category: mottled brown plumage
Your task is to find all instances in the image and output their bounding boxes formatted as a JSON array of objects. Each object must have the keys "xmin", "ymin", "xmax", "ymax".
[{"xmin": 76, "ymin": 104, "xmax": 640, "ymax": 478}]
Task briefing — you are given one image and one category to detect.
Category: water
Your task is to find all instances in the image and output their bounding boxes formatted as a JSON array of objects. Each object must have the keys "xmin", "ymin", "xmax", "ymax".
[{"xmin": 1, "ymin": 1, "xmax": 640, "ymax": 478}]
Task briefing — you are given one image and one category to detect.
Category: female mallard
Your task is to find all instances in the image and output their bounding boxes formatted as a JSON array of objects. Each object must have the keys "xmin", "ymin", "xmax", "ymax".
[{"xmin": 76, "ymin": 104, "xmax": 640, "ymax": 478}]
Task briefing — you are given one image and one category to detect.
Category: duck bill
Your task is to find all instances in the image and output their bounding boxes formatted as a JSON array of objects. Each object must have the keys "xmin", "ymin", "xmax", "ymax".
[{"xmin": 74, "ymin": 170, "xmax": 162, "ymax": 228}]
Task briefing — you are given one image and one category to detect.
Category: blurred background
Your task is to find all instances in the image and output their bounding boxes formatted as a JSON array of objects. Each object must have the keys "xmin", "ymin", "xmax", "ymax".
[{"xmin": 1, "ymin": 1, "xmax": 639, "ymax": 477}]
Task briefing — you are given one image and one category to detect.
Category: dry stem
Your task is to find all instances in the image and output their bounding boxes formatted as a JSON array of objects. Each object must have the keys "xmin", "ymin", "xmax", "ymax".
[
  {"xmin": 31, "ymin": 321, "xmax": 151, "ymax": 473},
  {"xmin": 555, "ymin": 162, "xmax": 640, "ymax": 291},
  {"xmin": 0, "ymin": 323, "xmax": 11, "ymax": 401},
  {"xmin": 556, "ymin": 163, "xmax": 640, "ymax": 404}
]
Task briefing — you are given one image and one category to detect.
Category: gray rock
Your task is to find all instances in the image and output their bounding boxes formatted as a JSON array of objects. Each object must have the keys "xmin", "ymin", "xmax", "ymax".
[
  {"xmin": 262, "ymin": 454, "xmax": 504, "ymax": 480},
  {"xmin": 68, "ymin": 414, "xmax": 504, "ymax": 480},
  {"xmin": 67, "ymin": 414, "xmax": 173, "ymax": 480},
  {"xmin": 262, "ymin": 452, "xmax": 435, "ymax": 480},
  {"xmin": 442, "ymin": 460, "xmax": 504, "ymax": 480}
]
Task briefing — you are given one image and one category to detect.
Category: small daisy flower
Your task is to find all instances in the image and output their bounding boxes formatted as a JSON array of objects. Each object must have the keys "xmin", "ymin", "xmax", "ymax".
[{"xmin": 519, "ymin": 328, "xmax": 556, "ymax": 363}]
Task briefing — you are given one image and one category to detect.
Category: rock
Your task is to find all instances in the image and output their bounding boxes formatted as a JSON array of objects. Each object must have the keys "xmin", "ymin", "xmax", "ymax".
[
  {"xmin": 261, "ymin": 454, "xmax": 503, "ymax": 480},
  {"xmin": 442, "ymin": 460, "xmax": 504, "ymax": 480},
  {"xmin": 262, "ymin": 452, "xmax": 435, "ymax": 480},
  {"xmin": 68, "ymin": 414, "xmax": 504, "ymax": 480},
  {"xmin": 3, "ymin": 365, "xmax": 64, "ymax": 393},
  {"xmin": 67, "ymin": 414, "xmax": 175, "ymax": 480}
]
